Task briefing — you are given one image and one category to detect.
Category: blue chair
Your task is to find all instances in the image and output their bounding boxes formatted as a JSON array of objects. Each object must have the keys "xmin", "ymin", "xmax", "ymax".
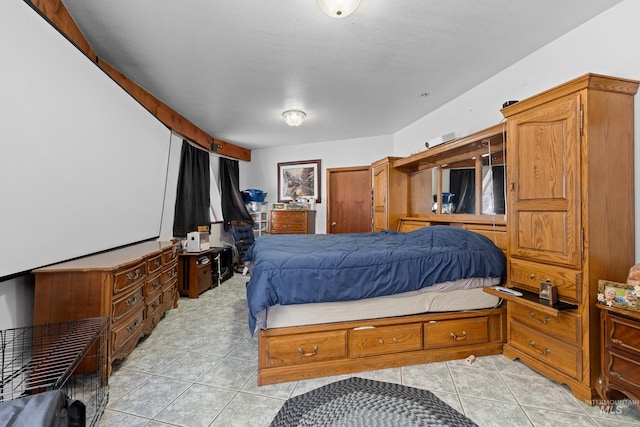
[{"xmin": 231, "ymin": 222, "xmax": 255, "ymax": 273}]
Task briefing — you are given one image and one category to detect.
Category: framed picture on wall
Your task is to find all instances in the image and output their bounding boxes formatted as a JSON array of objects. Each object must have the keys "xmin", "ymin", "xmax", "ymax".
[{"xmin": 277, "ymin": 159, "xmax": 321, "ymax": 203}]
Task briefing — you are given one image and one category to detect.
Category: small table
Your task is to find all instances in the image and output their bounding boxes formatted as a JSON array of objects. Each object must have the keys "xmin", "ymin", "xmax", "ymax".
[{"xmin": 178, "ymin": 249, "xmax": 215, "ymax": 298}]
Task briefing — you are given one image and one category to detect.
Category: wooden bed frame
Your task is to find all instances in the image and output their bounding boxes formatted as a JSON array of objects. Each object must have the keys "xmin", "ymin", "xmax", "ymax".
[{"xmin": 258, "ymin": 303, "xmax": 506, "ymax": 385}]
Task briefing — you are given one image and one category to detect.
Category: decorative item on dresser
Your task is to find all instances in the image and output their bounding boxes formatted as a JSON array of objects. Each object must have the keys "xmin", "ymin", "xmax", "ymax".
[
  {"xmin": 270, "ymin": 209, "xmax": 316, "ymax": 234},
  {"xmin": 32, "ymin": 241, "xmax": 179, "ymax": 371},
  {"xmin": 495, "ymin": 73, "xmax": 639, "ymax": 403}
]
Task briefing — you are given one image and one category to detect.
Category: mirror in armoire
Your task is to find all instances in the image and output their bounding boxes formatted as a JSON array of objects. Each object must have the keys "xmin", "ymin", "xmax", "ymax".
[{"xmin": 433, "ymin": 141, "xmax": 506, "ymax": 216}]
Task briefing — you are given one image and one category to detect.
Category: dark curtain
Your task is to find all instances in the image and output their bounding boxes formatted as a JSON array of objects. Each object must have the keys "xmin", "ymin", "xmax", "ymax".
[
  {"xmin": 450, "ymin": 168, "xmax": 475, "ymax": 214},
  {"xmin": 220, "ymin": 157, "xmax": 252, "ymax": 231},
  {"xmin": 491, "ymin": 165, "xmax": 506, "ymax": 214},
  {"xmin": 173, "ymin": 140, "xmax": 211, "ymax": 237}
]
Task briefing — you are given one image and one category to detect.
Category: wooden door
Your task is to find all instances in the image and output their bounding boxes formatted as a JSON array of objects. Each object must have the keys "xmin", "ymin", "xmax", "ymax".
[
  {"xmin": 507, "ymin": 93, "xmax": 582, "ymax": 268},
  {"xmin": 326, "ymin": 166, "xmax": 372, "ymax": 233}
]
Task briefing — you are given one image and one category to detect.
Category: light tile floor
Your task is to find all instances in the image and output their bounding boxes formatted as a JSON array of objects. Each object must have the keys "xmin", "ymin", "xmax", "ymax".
[{"xmin": 99, "ymin": 275, "xmax": 640, "ymax": 427}]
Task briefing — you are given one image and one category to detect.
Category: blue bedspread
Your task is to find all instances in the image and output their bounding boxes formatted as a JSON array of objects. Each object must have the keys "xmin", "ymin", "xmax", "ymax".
[{"xmin": 245, "ymin": 225, "xmax": 506, "ymax": 333}]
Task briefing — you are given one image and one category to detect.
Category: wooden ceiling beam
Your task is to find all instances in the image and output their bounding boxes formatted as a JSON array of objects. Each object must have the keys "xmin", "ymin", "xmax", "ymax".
[{"xmin": 25, "ymin": 0, "xmax": 251, "ymax": 161}]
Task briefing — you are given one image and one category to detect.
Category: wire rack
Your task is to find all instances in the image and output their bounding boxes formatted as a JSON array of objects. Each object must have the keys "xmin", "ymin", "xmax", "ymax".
[{"xmin": 0, "ymin": 317, "xmax": 109, "ymax": 426}]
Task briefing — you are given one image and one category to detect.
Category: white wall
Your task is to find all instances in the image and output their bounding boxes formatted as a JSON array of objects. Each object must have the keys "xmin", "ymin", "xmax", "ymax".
[
  {"xmin": 241, "ymin": 135, "xmax": 393, "ymax": 233},
  {"xmin": 393, "ymin": 0, "xmax": 640, "ymax": 262}
]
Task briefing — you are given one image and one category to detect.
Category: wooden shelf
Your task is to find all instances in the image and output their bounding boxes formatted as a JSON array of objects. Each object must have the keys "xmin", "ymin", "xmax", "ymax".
[
  {"xmin": 393, "ymin": 123, "xmax": 505, "ymax": 172},
  {"xmin": 483, "ymin": 286, "xmax": 577, "ymax": 317}
]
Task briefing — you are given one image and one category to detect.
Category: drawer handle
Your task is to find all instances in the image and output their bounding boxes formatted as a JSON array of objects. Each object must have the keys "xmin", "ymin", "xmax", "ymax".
[
  {"xmin": 298, "ymin": 346, "xmax": 318, "ymax": 357},
  {"xmin": 154, "ymin": 259, "xmax": 161, "ymax": 268},
  {"xmin": 125, "ymin": 295, "xmax": 138, "ymax": 306},
  {"xmin": 529, "ymin": 340, "xmax": 551, "ymax": 355},
  {"xmin": 153, "ymin": 280, "xmax": 161, "ymax": 290},
  {"xmin": 152, "ymin": 301, "xmax": 160, "ymax": 309},
  {"xmin": 529, "ymin": 273, "xmax": 535, "ymax": 279},
  {"xmin": 127, "ymin": 318, "xmax": 140, "ymax": 332},
  {"xmin": 529, "ymin": 312, "xmax": 550, "ymax": 325},
  {"xmin": 450, "ymin": 331, "xmax": 467, "ymax": 341},
  {"xmin": 610, "ymin": 371, "xmax": 624, "ymax": 380},
  {"xmin": 378, "ymin": 338, "xmax": 399, "ymax": 345},
  {"xmin": 127, "ymin": 269, "xmax": 141, "ymax": 281}
]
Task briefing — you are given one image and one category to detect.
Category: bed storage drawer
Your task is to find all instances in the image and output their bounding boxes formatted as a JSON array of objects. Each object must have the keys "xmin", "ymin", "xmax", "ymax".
[
  {"xmin": 264, "ymin": 330, "xmax": 347, "ymax": 367},
  {"xmin": 424, "ymin": 317, "xmax": 490, "ymax": 348},
  {"xmin": 350, "ymin": 324, "xmax": 422, "ymax": 357},
  {"xmin": 509, "ymin": 321, "xmax": 581, "ymax": 380}
]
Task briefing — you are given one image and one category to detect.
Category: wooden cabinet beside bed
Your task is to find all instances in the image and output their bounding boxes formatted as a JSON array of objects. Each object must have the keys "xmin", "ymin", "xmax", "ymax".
[
  {"xmin": 258, "ymin": 306, "xmax": 506, "ymax": 385},
  {"xmin": 499, "ymin": 74, "xmax": 638, "ymax": 403}
]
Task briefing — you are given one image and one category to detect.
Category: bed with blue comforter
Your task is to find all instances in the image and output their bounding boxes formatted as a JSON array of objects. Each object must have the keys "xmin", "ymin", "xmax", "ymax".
[{"xmin": 245, "ymin": 225, "xmax": 505, "ymax": 333}]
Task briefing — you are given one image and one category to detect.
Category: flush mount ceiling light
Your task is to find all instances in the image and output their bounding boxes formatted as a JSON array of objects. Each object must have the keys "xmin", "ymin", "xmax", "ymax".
[
  {"xmin": 282, "ymin": 109, "xmax": 306, "ymax": 127},
  {"xmin": 317, "ymin": 0, "xmax": 361, "ymax": 18}
]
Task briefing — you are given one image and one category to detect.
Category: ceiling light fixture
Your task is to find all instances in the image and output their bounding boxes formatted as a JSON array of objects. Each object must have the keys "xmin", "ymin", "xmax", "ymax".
[
  {"xmin": 282, "ymin": 109, "xmax": 306, "ymax": 127},
  {"xmin": 317, "ymin": 0, "xmax": 361, "ymax": 18}
]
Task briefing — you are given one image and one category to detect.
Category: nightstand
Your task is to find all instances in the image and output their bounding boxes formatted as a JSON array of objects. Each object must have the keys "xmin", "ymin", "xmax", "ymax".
[
  {"xmin": 178, "ymin": 249, "xmax": 214, "ymax": 298},
  {"xmin": 597, "ymin": 305, "xmax": 640, "ymax": 411}
]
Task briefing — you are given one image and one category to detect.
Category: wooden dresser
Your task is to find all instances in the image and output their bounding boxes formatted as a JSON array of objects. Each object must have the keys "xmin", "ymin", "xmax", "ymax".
[
  {"xmin": 270, "ymin": 210, "xmax": 316, "ymax": 234},
  {"xmin": 597, "ymin": 305, "xmax": 640, "ymax": 410},
  {"xmin": 33, "ymin": 241, "xmax": 179, "ymax": 369},
  {"xmin": 500, "ymin": 74, "xmax": 638, "ymax": 402}
]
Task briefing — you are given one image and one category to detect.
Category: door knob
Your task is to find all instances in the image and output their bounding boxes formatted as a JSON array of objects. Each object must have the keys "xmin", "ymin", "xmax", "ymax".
[{"xmin": 331, "ymin": 221, "xmax": 336, "ymax": 227}]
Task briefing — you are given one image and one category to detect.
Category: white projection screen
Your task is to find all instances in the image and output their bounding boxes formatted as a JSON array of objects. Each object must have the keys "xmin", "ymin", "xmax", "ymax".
[{"xmin": 0, "ymin": 2, "xmax": 172, "ymax": 278}]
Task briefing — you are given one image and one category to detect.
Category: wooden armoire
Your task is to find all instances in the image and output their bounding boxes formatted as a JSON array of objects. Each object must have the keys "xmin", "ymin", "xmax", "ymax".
[{"xmin": 501, "ymin": 74, "xmax": 638, "ymax": 402}]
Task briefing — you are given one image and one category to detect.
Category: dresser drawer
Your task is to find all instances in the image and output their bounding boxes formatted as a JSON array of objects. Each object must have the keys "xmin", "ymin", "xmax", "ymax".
[
  {"xmin": 112, "ymin": 285, "xmax": 144, "ymax": 324},
  {"xmin": 424, "ymin": 317, "xmax": 489, "ymax": 349},
  {"xmin": 144, "ymin": 291, "xmax": 164, "ymax": 334},
  {"xmin": 510, "ymin": 259, "xmax": 581, "ymax": 303},
  {"xmin": 350, "ymin": 324, "xmax": 422, "ymax": 357},
  {"xmin": 265, "ymin": 330, "xmax": 347, "ymax": 367},
  {"xmin": 604, "ymin": 313, "xmax": 640, "ymax": 357},
  {"xmin": 162, "ymin": 244, "xmax": 179, "ymax": 265},
  {"xmin": 604, "ymin": 349, "xmax": 640, "ymax": 392},
  {"xmin": 111, "ymin": 308, "xmax": 145, "ymax": 360},
  {"xmin": 147, "ymin": 254, "xmax": 163, "ymax": 276},
  {"xmin": 271, "ymin": 222, "xmax": 307, "ymax": 233},
  {"xmin": 162, "ymin": 263, "xmax": 178, "ymax": 285},
  {"xmin": 271, "ymin": 211, "xmax": 307, "ymax": 223},
  {"xmin": 162, "ymin": 281, "xmax": 178, "ymax": 310},
  {"xmin": 113, "ymin": 262, "xmax": 146, "ymax": 294},
  {"xmin": 509, "ymin": 303, "xmax": 581, "ymax": 345},
  {"xmin": 145, "ymin": 272, "xmax": 163, "ymax": 295},
  {"xmin": 146, "ymin": 291, "xmax": 163, "ymax": 319},
  {"xmin": 510, "ymin": 322, "xmax": 581, "ymax": 380}
]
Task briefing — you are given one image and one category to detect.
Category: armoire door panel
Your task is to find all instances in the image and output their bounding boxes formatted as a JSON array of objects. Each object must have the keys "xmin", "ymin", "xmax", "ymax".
[
  {"xmin": 516, "ymin": 120, "xmax": 568, "ymax": 201},
  {"xmin": 516, "ymin": 211, "xmax": 569, "ymax": 255},
  {"xmin": 508, "ymin": 93, "xmax": 581, "ymax": 268}
]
